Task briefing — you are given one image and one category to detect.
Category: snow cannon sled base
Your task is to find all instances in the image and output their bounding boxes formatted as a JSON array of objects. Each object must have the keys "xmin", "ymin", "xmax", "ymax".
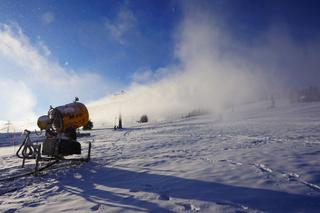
[{"xmin": 16, "ymin": 129, "xmax": 91, "ymax": 176}]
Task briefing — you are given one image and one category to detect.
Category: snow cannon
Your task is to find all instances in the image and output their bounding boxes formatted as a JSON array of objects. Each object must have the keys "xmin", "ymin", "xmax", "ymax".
[
  {"xmin": 16, "ymin": 98, "xmax": 91, "ymax": 175},
  {"xmin": 37, "ymin": 99, "xmax": 90, "ymax": 156},
  {"xmin": 38, "ymin": 102, "xmax": 89, "ymax": 133}
]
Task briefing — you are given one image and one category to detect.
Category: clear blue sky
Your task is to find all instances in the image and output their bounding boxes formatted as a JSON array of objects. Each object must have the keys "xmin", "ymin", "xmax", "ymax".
[{"xmin": 0, "ymin": 0, "xmax": 319, "ymax": 122}]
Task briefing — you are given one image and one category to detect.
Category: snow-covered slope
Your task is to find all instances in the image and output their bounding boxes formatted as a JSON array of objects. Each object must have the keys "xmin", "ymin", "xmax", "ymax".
[{"xmin": 1, "ymin": 100, "xmax": 320, "ymax": 212}]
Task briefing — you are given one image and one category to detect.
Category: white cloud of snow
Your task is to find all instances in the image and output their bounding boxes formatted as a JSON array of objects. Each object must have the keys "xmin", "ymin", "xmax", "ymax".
[
  {"xmin": 246, "ymin": 24, "xmax": 320, "ymax": 88},
  {"xmin": 88, "ymin": 4, "xmax": 320, "ymax": 127},
  {"xmin": 88, "ymin": 12, "xmax": 266, "ymax": 126}
]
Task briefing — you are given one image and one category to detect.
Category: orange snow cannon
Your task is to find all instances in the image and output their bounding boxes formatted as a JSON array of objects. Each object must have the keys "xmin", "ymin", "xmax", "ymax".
[
  {"xmin": 17, "ymin": 98, "xmax": 92, "ymax": 175},
  {"xmin": 38, "ymin": 101, "xmax": 89, "ymax": 133}
]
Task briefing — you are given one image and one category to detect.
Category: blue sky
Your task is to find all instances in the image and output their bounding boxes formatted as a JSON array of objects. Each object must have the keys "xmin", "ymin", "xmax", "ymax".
[
  {"xmin": 1, "ymin": 0, "xmax": 319, "ymax": 84},
  {"xmin": 0, "ymin": 0, "xmax": 320, "ymax": 125},
  {"xmin": 0, "ymin": 0, "xmax": 181, "ymax": 84}
]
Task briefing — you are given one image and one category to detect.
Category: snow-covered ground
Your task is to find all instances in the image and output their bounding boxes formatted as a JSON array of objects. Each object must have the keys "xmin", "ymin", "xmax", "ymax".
[{"xmin": 1, "ymin": 100, "xmax": 320, "ymax": 212}]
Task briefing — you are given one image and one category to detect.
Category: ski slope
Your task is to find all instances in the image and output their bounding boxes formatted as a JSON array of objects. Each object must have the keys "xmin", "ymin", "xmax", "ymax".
[{"xmin": 1, "ymin": 100, "xmax": 320, "ymax": 212}]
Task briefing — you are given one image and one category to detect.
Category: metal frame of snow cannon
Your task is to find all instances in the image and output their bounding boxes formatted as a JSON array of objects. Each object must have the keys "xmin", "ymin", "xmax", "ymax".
[{"xmin": 16, "ymin": 129, "xmax": 91, "ymax": 176}]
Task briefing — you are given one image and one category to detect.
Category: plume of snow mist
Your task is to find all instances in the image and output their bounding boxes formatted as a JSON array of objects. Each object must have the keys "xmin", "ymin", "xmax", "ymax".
[{"xmin": 88, "ymin": 11, "xmax": 268, "ymax": 127}]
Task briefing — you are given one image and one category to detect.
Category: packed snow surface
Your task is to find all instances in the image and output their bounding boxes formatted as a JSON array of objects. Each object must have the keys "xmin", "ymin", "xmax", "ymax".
[{"xmin": 1, "ymin": 100, "xmax": 320, "ymax": 212}]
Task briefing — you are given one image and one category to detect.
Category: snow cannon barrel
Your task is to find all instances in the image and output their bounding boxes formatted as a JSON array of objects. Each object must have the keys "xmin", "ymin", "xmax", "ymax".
[
  {"xmin": 38, "ymin": 102, "xmax": 89, "ymax": 133},
  {"xmin": 50, "ymin": 102, "xmax": 89, "ymax": 133}
]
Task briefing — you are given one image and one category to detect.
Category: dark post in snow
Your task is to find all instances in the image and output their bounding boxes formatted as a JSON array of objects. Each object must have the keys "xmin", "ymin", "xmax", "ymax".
[
  {"xmin": 268, "ymin": 95, "xmax": 275, "ymax": 109},
  {"xmin": 114, "ymin": 113, "xmax": 123, "ymax": 130},
  {"xmin": 118, "ymin": 113, "xmax": 123, "ymax": 129}
]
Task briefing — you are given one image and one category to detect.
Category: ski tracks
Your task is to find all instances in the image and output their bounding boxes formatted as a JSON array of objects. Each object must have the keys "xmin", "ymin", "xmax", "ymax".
[
  {"xmin": 199, "ymin": 155, "xmax": 320, "ymax": 194},
  {"xmin": 253, "ymin": 163, "xmax": 320, "ymax": 193}
]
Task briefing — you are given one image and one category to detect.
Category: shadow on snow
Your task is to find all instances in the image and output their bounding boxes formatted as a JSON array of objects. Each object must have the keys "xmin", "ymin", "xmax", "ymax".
[{"xmin": 56, "ymin": 162, "xmax": 320, "ymax": 212}]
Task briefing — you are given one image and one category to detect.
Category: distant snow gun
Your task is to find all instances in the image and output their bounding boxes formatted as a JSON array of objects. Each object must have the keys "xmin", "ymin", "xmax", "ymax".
[{"xmin": 16, "ymin": 98, "xmax": 92, "ymax": 176}]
